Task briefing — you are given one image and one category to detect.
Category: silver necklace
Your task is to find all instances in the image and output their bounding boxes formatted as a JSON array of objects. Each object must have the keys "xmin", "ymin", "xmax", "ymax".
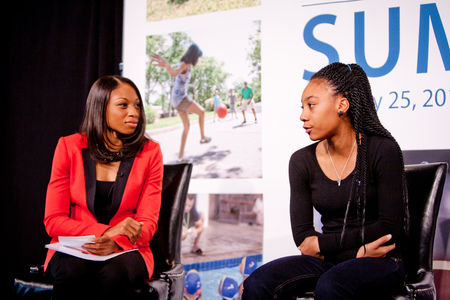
[{"xmin": 326, "ymin": 140, "xmax": 356, "ymax": 186}]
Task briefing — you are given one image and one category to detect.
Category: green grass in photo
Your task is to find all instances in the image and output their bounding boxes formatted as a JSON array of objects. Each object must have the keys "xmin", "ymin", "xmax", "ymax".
[
  {"xmin": 146, "ymin": 111, "xmax": 214, "ymax": 131},
  {"xmin": 147, "ymin": 0, "xmax": 260, "ymax": 22}
]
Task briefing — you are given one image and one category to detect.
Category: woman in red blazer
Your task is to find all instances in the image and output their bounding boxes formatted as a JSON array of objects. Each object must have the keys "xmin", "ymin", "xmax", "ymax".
[{"xmin": 44, "ymin": 76, "xmax": 163, "ymax": 299}]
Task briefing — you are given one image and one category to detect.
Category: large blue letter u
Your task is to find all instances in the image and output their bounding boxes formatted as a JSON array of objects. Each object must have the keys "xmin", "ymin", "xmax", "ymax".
[{"xmin": 355, "ymin": 7, "xmax": 400, "ymax": 77}]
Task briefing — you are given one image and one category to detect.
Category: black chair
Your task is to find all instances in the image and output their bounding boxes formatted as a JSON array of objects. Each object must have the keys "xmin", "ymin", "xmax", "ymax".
[
  {"xmin": 297, "ymin": 162, "xmax": 448, "ymax": 300},
  {"xmin": 391, "ymin": 162, "xmax": 447, "ymax": 300},
  {"xmin": 14, "ymin": 163, "xmax": 193, "ymax": 300},
  {"xmin": 143, "ymin": 163, "xmax": 192, "ymax": 299}
]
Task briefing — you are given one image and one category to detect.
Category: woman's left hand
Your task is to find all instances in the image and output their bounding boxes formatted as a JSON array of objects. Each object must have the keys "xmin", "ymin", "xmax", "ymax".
[
  {"xmin": 82, "ymin": 236, "xmax": 119, "ymax": 256},
  {"xmin": 299, "ymin": 236, "xmax": 324, "ymax": 260},
  {"xmin": 356, "ymin": 234, "xmax": 395, "ymax": 258},
  {"xmin": 103, "ymin": 217, "xmax": 143, "ymax": 244}
]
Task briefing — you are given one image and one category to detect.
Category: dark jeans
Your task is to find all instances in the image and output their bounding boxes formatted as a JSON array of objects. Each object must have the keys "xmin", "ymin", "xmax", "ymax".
[
  {"xmin": 242, "ymin": 255, "xmax": 405, "ymax": 300},
  {"xmin": 47, "ymin": 251, "xmax": 149, "ymax": 300}
]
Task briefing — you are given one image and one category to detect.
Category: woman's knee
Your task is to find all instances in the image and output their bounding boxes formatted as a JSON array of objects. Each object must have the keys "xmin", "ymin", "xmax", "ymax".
[
  {"xmin": 99, "ymin": 253, "xmax": 148, "ymax": 287},
  {"xmin": 314, "ymin": 270, "xmax": 352, "ymax": 300},
  {"xmin": 242, "ymin": 272, "xmax": 266, "ymax": 299},
  {"xmin": 197, "ymin": 106, "xmax": 205, "ymax": 118},
  {"xmin": 189, "ymin": 102, "xmax": 204, "ymax": 116},
  {"xmin": 49, "ymin": 254, "xmax": 91, "ymax": 283},
  {"xmin": 100, "ymin": 263, "xmax": 131, "ymax": 284},
  {"xmin": 242, "ymin": 259, "xmax": 287, "ymax": 299}
]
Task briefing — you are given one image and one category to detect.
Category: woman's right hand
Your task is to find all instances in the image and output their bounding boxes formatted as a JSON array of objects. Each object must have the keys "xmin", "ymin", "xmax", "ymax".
[
  {"xmin": 299, "ymin": 236, "xmax": 324, "ymax": 260},
  {"xmin": 356, "ymin": 234, "xmax": 396, "ymax": 258},
  {"xmin": 82, "ymin": 236, "xmax": 119, "ymax": 256},
  {"xmin": 103, "ymin": 217, "xmax": 143, "ymax": 244}
]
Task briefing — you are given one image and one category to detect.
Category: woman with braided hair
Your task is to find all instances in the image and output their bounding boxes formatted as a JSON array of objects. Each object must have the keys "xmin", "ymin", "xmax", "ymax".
[{"xmin": 242, "ymin": 62, "xmax": 408, "ymax": 299}]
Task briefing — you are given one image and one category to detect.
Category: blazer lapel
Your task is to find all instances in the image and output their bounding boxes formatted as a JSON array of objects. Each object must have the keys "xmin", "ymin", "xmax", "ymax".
[
  {"xmin": 82, "ymin": 148, "xmax": 97, "ymax": 219},
  {"xmin": 107, "ymin": 156, "xmax": 135, "ymax": 223},
  {"xmin": 82, "ymin": 149, "xmax": 135, "ymax": 224}
]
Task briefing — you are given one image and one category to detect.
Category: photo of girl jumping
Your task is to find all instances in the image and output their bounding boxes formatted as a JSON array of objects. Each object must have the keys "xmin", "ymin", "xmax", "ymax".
[{"xmin": 152, "ymin": 43, "xmax": 211, "ymax": 163}]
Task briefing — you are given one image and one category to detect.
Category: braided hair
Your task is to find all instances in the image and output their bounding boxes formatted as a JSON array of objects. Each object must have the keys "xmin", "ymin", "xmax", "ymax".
[{"xmin": 310, "ymin": 62, "xmax": 409, "ymax": 248}]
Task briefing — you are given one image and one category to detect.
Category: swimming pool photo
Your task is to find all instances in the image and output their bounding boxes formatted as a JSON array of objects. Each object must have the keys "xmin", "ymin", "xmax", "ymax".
[{"xmin": 184, "ymin": 255, "xmax": 262, "ymax": 299}]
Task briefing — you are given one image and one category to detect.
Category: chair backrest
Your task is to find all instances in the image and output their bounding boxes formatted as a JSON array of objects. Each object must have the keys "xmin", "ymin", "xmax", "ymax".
[
  {"xmin": 403, "ymin": 162, "xmax": 447, "ymax": 282},
  {"xmin": 150, "ymin": 163, "xmax": 193, "ymax": 276}
]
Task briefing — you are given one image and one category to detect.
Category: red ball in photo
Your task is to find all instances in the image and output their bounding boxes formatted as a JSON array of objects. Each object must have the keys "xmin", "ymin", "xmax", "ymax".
[{"xmin": 217, "ymin": 104, "xmax": 228, "ymax": 119}]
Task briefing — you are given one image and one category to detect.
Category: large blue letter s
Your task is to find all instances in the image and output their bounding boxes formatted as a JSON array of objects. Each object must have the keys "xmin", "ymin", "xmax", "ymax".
[{"xmin": 303, "ymin": 15, "xmax": 339, "ymax": 80}]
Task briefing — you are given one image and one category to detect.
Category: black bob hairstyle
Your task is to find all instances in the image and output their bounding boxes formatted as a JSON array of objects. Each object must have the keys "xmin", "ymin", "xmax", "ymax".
[
  {"xmin": 181, "ymin": 43, "xmax": 203, "ymax": 65},
  {"xmin": 79, "ymin": 75, "xmax": 147, "ymax": 163}
]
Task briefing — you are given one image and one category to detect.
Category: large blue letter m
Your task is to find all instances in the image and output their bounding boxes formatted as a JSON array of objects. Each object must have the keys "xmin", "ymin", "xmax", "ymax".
[{"xmin": 417, "ymin": 3, "xmax": 450, "ymax": 73}]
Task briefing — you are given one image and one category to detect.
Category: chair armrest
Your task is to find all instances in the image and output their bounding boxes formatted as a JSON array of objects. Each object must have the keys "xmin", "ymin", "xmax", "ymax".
[
  {"xmin": 158, "ymin": 262, "xmax": 185, "ymax": 278},
  {"xmin": 142, "ymin": 263, "xmax": 185, "ymax": 300},
  {"xmin": 405, "ymin": 270, "xmax": 436, "ymax": 300},
  {"xmin": 30, "ymin": 265, "xmax": 45, "ymax": 275}
]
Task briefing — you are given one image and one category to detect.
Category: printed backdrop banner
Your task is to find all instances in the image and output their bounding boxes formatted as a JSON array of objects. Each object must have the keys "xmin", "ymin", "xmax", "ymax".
[
  {"xmin": 263, "ymin": 0, "xmax": 450, "ymax": 152},
  {"xmin": 123, "ymin": 0, "xmax": 450, "ymax": 263},
  {"xmin": 261, "ymin": 0, "xmax": 450, "ymax": 261}
]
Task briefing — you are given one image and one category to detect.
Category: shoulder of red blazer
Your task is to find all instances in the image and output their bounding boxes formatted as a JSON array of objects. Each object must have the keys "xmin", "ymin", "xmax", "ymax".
[
  {"xmin": 60, "ymin": 133, "xmax": 88, "ymax": 149},
  {"xmin": 138, "ymin": 138, "xmax": 162, "ymax": 158}
]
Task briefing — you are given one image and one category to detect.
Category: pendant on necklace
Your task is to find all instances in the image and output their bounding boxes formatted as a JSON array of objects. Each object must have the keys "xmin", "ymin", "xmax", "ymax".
[{"xmin": 326, "ymin": 140, "xmax": 356, "ymax": 188}]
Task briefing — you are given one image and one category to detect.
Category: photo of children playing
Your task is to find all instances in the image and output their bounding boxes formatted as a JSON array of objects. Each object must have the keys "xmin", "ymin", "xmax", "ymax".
[
  {"xmin": 145, "ymin": 21, "xmax": 262, "ymax": 179},
  {"xmin": 182, "ymin": 193, "xmax": 263, "ymax": 299}
]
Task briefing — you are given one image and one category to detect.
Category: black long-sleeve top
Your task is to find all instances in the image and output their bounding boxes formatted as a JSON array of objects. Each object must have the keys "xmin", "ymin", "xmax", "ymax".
[{"xmin": 289, "ymin": 134, "xmax": 404, "ymax": 264}]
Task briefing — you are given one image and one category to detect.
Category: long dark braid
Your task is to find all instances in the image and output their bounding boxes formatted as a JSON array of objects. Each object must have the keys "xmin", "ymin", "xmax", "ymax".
[{"xmin": 311, "ymin": 62, "xmax": 409, "ymax": 248}]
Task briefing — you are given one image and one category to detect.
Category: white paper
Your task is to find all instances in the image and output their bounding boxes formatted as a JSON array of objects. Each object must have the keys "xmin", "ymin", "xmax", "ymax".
[
  {"xmin": 45, "ymin": 243, "xmax": 138, "ymax": 261},
  {"xmin": 58, "ymin": 235, "xmax": 95, "ymax": 248}
]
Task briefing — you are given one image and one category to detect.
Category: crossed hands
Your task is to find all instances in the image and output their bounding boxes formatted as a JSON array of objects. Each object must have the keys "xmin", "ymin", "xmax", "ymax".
[
  {"xmin": 299, "ymin": 234, "xmax": 395, "ymax": 260},
  {"xmin": 81, "ymin": 217, "xmax": 143, "ymax": 256}
]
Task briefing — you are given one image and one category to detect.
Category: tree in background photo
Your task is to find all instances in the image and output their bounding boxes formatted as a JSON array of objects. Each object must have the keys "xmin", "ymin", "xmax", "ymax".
[{"xmin": 147, "ymin": 0, "xmax": 261, "ymax": 22}]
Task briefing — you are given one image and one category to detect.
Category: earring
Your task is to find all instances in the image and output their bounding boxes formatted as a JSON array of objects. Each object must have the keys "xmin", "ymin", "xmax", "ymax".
[{"xmin": 338, "ymin": 111, "xmax": 344, "ymax": 116}]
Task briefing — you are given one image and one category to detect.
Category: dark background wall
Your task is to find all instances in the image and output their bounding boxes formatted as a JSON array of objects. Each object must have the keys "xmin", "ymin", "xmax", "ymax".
[
  {"xmin": 4, "ymin": 0, "xmax": 123, "ymax": 292},
  {"xmin": 4, "ymin": 0, "xmax": 449, "ymax": 297}
]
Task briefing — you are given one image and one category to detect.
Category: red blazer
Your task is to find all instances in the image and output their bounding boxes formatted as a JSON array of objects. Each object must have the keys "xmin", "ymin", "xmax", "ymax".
[{"xmin": 44, "ymin": 133, "xmax": 163, "ymax": 278}]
